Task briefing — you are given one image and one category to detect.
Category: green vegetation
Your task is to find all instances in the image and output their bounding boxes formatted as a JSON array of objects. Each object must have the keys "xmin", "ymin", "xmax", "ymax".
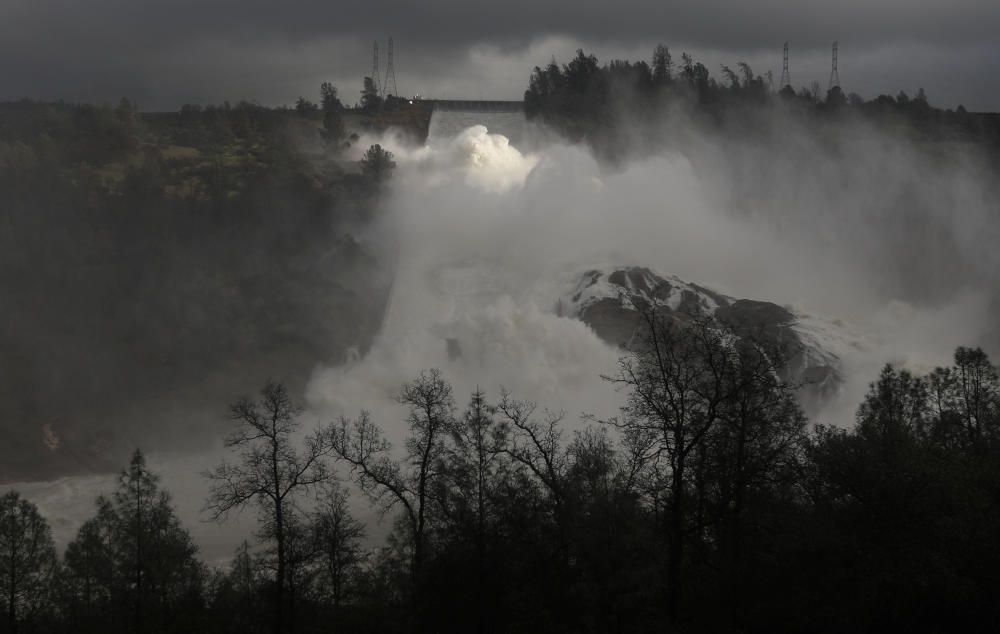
[
  {"xmin": 361, "ymin": 144, "xmax": 395, "ymax": 183},
  {"xmin": 0, "ymin": 97, "xmax": 392, "ymax": 481}
]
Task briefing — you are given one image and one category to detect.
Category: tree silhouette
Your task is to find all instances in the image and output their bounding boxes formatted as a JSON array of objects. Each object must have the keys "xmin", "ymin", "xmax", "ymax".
[
  {"xmin": 331, "ymin": 369, "xmax": 454, "ymax": 630},
  {"xmin": 361, "ymin": 144, "xmax": 395, "ymax": 183},
  {"xmin": 319, "ymin": 83, "xmax": 342, "ymax": 113},
  {"xmin": 360, "ymin": 77, "xmax": 382, "ymax": 112},
  {"xmin": 0, "ymin": 491, "xmax": 57, "ymax": 632},
  {"xmin": 652, "ymin": 44, "xmax": 673, "ymax": 85},
  {"xmin": 64, "ymin": 450, "xmax": 202, "ymax": 633},
  {"xmin": 205, "ymin": 381, "xmax": 334, "ymax": 634},
  {"xmin": 312, "ymin": 482, "xmax": 365, "ymax": 622}
]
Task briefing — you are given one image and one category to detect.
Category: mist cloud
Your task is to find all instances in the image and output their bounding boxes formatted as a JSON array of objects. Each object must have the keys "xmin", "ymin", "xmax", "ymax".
[{"xmin": 308, "ymin": 107, "xmax": 1000, "ymax": 444}]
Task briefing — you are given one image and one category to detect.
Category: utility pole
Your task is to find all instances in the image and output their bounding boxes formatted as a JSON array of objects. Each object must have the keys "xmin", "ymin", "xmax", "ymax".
[
  {"xmin": 828, "ymin": 41, "xmax": 840, "ymax": 91},
  {"xmin": 779, "ymin": 42, "xmax": 791, "ymax": 89},
  {"xmin": 372, "ymin": 40, "xmax": 382, "ymax": 97},
  {"xmin": 384, "ymin": 37, "xmax": 398, "ymax": 98}
]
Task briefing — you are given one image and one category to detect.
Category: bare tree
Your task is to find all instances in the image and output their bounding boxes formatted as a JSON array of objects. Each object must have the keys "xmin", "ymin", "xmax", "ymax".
[
  {"xmin": 330, "ymin": 369, "xmax": 453, "ymax": 630},
  {"xmin": 205, "ymin": 380, "xmax": 333, "ymax": 634},
  {"xmin": 496, "ymin": 392, "xmax": 569, "ymax": 532},
  {"xmin": 602, "ymin": 306, "xmax": 743, "ymax": 622}
]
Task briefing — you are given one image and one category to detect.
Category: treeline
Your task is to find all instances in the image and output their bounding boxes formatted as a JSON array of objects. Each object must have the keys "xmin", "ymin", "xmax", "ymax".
[
  {"xmin": 524, "ymin": 47, "xmax": 1000, "ymax": 159},
  {"xmin": 3, "ymin": 307, "xmax": 1000, "ymax": 633}
]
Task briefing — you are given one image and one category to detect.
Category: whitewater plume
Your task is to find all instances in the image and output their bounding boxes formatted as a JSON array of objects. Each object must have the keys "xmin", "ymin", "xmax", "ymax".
[{"xmin": 311, "ymin": 112, "xmax": 998, "ymax": 436}]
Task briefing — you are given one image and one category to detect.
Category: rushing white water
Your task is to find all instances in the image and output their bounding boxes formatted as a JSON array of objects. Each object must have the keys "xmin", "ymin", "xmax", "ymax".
[
  {"xmin": 312, "ymin": 114, "xmax": 624, "ymax": 432},
  {"xmin": 311, "ymin": 110, "xmax": 997, "ymax": 438},
  {"xmin": 8, "ymin": 108, "xmax": 997, "ymax": 562}
]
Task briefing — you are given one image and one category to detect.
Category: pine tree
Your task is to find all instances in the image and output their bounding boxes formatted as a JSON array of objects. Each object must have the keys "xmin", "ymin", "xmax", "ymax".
[{"xmin": 0, "ymin": 491, "xmax": 57, "ymax": 631}]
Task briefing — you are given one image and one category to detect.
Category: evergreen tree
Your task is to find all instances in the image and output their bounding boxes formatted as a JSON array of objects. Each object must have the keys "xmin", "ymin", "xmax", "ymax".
[
  {"xmin": 64, "ymin": 450, "xmax": 203, "ymax": 633},
  {"xmin": 294, "ymin": 97, "xmax": 318, "ymax": 116},
  {"xmin": 319, "ymin": 82, "xmax": 342, "ymax": 112},
  {"xmin": 360, "ymin": 144, "xmax": 395, "ymax": 183},
  {"xmin": 0, "ymin": 491, "xmax": 57, "ymax": 632},
  {"xmin": 652, "ymin": 44, "xmax": 673, "ymax": 85},
  {"xmin": 360, "ymin": 77, "xmax": 382, "ymax": 112}
]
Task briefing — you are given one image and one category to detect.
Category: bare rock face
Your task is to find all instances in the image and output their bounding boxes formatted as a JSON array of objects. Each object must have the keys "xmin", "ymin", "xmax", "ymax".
[{"xmin": 558, "ymin": 266, "xmax": 842, "ymax": 410}]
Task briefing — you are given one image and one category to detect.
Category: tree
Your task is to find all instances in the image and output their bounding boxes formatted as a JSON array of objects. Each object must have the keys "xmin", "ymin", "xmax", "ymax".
[
  {"xmin": 319, "ymin": 82, "xmax": 342, "ymax": 113},
  {"xmin": 64, "ymin": 450, "xmax": 203, "ymax": 633},
  {"xmin": 229, "ymin": 541, "xmax": 261, "ymax": 609},
  {"xmin": 720, "ymin": 65, "xmax": 740, "ymax": 90},
  {"xmin": 564, "ymin": 49, "xmax": 600, "ymax": 95},
  {"xmin": 951, "ymin": 347, "xmax": 999, "ymax": 448},
  {"xmin": 856, "ymin": 365, "xmax": 929, "ymax": 443},
  {"xmin": 810, "ymin": 81, "xmax": 822, "ymax": 102},
  {"xmin": 273, "ymin": 511, "xmax": 318, "ymax": 630},
  {"xmin": 826, "ymin": 86, "xmax": 848, "ymax": 108},
  {"xmin": 361, "ymin": 144, "xmax": 395, "ymax": 183},
  {"xmin": 701, "ymin": 336, "xmax": 806, "ymax": 622},
  {"xmin": 312, "ymin": 483, "xmax": 366, "ymax": 620},
  {"xmin": 63, "ymin": 497, "xmax": 117, "ymax": 627},
  {"xmin": 206, "ymin": 541, "xmax": 267, "ymax": 634},
  {"xmin": 205, "ymin": 381, "xmax": 334, "ymax": 634},
  {"xmin": 445, "ymin": 389, "xmax": 508, "ymax": 633},
  {"xmin": 652, "ymin": 44, "xmax": 673, "ymax": 85},
  {"xmin": 0, "ymin": 491, "xmax": 57, "ymax": 632},
  {"xmin": 331, "ymin": 369, "xmax": 454, "ymax": 629},
  {"xmin": 294, "ymin": 97, "xmax": 318, "ymax": 116},
  {"xmin": 116, "ymin": 449, "xmax": 159, "ymax": 626},
  {"xmin": 925, "ymin": 347, "xmax": 1000, "ymax": 451},
  {"xmin": 117, "ymin": 450, "xmax": 202, "ymax": 629},
  {"xmin": 802, "ymin": 364, "xmax": 964, "ymax": 632},
  {"xmin": 602, "ymin": 306, "xmax": 750, "ymax": 622},
  {"xmin": 360, "ymin": 77, "xmax": 382, "ymax": 112},
  {"xmin": 496, "ymin": 392, "xmax": 569, "ymax": 554}
]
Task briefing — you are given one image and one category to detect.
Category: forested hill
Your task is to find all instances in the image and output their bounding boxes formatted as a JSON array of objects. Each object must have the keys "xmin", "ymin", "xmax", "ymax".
[
  {"xmin": 0, "ymin": 99, "xmax": 391, "ymax": 480},
  {"xmin": 524, "ymin": 47, "xmax": 1000, "ymax": 161}
]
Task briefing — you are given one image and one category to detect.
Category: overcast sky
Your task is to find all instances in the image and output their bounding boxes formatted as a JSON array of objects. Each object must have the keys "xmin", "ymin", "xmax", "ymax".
[{"xmin": 2, "ymin": 0, "xmax": 998, "ymax": 111}]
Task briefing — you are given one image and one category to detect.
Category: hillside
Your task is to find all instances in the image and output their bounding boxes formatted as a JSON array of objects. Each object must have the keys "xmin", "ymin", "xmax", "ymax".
[{"xmin": 0, "ymin": 100, "xmax": 392, "ymax": 479}]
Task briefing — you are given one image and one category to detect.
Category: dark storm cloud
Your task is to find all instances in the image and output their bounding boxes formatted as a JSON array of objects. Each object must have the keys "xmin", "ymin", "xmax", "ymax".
[{"xmin": 2, "ymin": 0, "xmax": 999, "ymax": 109}]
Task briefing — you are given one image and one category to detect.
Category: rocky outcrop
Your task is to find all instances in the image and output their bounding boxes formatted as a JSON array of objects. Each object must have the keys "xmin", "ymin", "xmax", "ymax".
[{"xmin": 558, "ymin": 266, "xmax": 842, "ymax": 409}]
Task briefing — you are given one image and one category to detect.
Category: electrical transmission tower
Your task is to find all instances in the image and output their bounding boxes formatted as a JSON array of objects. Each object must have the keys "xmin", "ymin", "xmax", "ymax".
[
  {"xmin": 828, "ymin": 41, "xmax": 840, "ymax": 91},
  {"xmin": 779, "ymin": 42, "xmax": 791, "ymax": 89},
  {"xmin": 383, "ymin": 37, "xmax": 398, "ymax": 98},
  {"xmin": 372, "ymin": 40, "xmax": 382, "ymax": 97}
]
